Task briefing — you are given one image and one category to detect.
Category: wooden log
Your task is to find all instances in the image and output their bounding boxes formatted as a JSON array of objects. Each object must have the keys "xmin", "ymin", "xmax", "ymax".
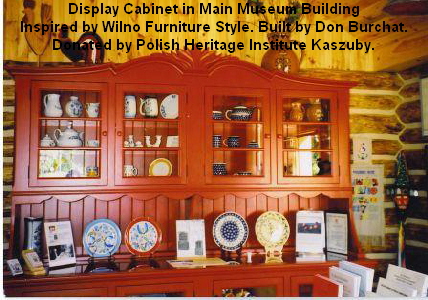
[
  {"xmin": 3, "ymin": 162, "xmax": 13, "ymax": 186},
  {"xmin": 406, "ymin": 223, "xmax": 428, "ymax": 243},
  {"xmin": 400, "ymin": 128, "xmax": 428, "ymax": 144},
  {"xmin": 403, "ymin": 149, "xmax": 426, "ymax": 170},
  {"xmin": 385, "ymin": 207, "xmax": 398, "ymax": 226},
  {"xmin": 407, "ymin": 197, "xmax": 428, "ymax": 220},
  {"xmin": 350, "ymin": 94, "xmax": 400, "ymax": 110},
  {"xmin": 399, "ymin": 66, "xmax": 424, "ymax": 80},
  {"xmin": 350, "ymin": 114, "xmax": 404, "ymax": 134},
  {"xmin": 399, "ymin": 82, "xmax": 420, "ymax": 98},
  {"xmin": 373, "ymin": 159, "xmax": 396, "ymax": 177},
  {"xmin": 3, "ymin": 191, "xmax": 12, "ymax": 208},
  {"xmin": 3, "ymin": 136, "xmax": 14, "ymax": 144},
  {"xmin": 409, "ymin": 175, "xmax": 428, "ymax": 191},
  {"xmin": 396, "ymin": 100, "xmax": 421, "ymax": 123},
  {"xmin": 3, "ymin": 143, "xmax": 14, "ymax": 158},
  {"xmin": 3, "ymin": 84, "xmax": 15, "ymax": 100},
  {"xmin": 372, "ymin": 139, "xmax": 402, "ymax": 155},
  {"xmin": 385, "ymin": 233, "xmax": 398, "ymax": 252}
]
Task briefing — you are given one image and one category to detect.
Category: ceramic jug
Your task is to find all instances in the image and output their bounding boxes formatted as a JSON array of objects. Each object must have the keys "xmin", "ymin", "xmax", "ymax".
[
  {"xmin": 124, "ymin": 95, "xmax": 137, "ymax": 118},
  {"xmin": 43, "ymin": 94, "xmax": 63, "ymax": 117},
  {"xmin": 140, "ymin": 97, "xmax": 158, "ymax": 118},
  {"xmin": 289, "ymin": 102, "xmax": 304, "ymax": 122},
  {"xmin": 65, "ymin": 96, "xmax": 83, "ymax": 117},
  {"xmin": 306, "ymin": 99, "xmax": 324, "ymax": 122},
  {"xmin": 53, "ymin": 122, "xmax": 84, "ymax": 147},
  {"xmin": 86, "ymin": 103, "xmax": 100, "ymax": 118}
]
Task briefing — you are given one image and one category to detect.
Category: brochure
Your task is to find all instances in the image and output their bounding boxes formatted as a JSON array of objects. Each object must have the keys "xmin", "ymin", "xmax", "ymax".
[
  {"xmin": 313, "ymin": 274, "xmax": 343, "ymax": 297},
  {"xmin": 296, "ymin": 210, "xmax": 325, "ymax": 253},
  {"xmin": 376, "ymin": 277, "xmax": 418, "ymax": 297},
  {"xmin": 329, "ymin": 266, "xmax": 361, "ymax": 297},
  {"xmin": 386, "ymin": 264, "xmax": 428, "ymax": 297},
  {"xmin": 339, "ymin": 261, "xmax": 374, "ymax": 296},
  {"xmin": 44, "ymin": 220, "xmax": 76, "ymax": 268},
  {"xmin": 176, "ymin": 219, "xmax": 206, "ymax": 258}
]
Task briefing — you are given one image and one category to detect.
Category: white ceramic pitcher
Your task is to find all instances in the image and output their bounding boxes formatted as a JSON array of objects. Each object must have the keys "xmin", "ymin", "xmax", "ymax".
[{"xmin": 43, "ymin": 94, "xmax": 63, "ymax": 117}]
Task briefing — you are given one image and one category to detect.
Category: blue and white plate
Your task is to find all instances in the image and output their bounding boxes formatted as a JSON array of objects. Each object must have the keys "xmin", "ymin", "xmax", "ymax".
[
  {"xmin": 160, "ymin": 94, "xmax": 178, "ymax": 119},
  {"xmin": 83, "ymin": 219, "xmax": 122, "ymax": 258},
  {"xmin": 213, "ymin": 212, "xmax": 249, "ymax": 251}
]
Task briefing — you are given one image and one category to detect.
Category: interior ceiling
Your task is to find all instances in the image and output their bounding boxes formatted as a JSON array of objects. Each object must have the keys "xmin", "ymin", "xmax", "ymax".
[{"xmin": 311, "ymin": 0, "xmax": 428, "ymax": 71}]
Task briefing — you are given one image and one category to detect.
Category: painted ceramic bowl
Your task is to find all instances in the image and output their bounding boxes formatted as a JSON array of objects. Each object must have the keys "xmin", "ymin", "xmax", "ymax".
[
  {"xmin": 125, "ymin": 217, "xmax": 162, "ymax": 256},
  {"xmin": 83, "ymin": 218, "xmax": 122, "ymax": 258}
]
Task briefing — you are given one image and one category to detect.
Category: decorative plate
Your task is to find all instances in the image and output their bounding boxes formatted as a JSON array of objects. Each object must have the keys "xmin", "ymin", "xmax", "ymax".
[
  {"xmin": 160, "ymin": 94, "xmax": 178, "ymax": 119},
  {"xmin": 125, "ymin": 217, "xmax": 162, "ymax": 256},
  {"xmin": 149, "ymin": 158, "xmax": 172, "ymax": 176},
  {"xmin": 83, "ymin": 219, "xmax": 122, "ymax": 258},
  {"xmin": 213, "ymin": 212, "xmax": 249, "ymax": 251},
  {"xmin": 255, "ymin": 211, "xmax": 290, "ymax": 248}
]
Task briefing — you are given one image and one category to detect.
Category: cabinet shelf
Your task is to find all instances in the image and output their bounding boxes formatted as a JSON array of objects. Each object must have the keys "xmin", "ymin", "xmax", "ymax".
[
  {"xmin": 212, "ymin": 148, "xmax": 264, "ymax": 151},
  {"xmin": 39, "ymin": 117, "xmax": 102, "ymax": 121},
  {"xmin": 123, "ymin": 118, "xmax": 179, "ymax": 122},
  {"xmin": 282, "ymin": 149, "xmax": 332, "ymax": 152},
  {"xmin": 282, "ymin": 121, "xmax": 333, "ymax": 125},
  {"xmin": 122, "ymin": 147, "xmax": 179, "ymax": 151},
  {"xmin": 212, "ymin": 120, "xmax": 263, "ymax": 125},
  {"xmin": 38, "ymin": 147, "xmax": 101, "ymax": 150}
]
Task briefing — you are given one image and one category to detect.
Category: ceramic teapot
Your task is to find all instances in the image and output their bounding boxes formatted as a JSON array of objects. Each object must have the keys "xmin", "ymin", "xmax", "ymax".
[
  {"xmin": 65, "ymin": 96, "xmax": 83, "ymax": 117},
  {"xmin": 140, "ymin": 97, "xmax": 158, "ymax": 118},
  {"xmin": 40, "ymin": 134, "xmax": 56, "ymax": 147},
  {"xmin": 53, "ymin": 122, "xmax": 84, "ymax": 147},
  {"xmin": 225, "ymin": 105, "xmax": 258, "ymax": 121},
  {"xmin": 43, "ymin": 94, "xmax": 63, "ymax": 117}
]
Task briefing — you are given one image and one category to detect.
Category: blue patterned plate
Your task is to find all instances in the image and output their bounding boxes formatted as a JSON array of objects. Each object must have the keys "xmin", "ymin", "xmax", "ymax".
[
  {"xmin": 213, "ymin": 212, "xmax": 249, "ymax": 251},
  {"xmin": 83, "ymin": 218, "xmax": 122, "ymax": 258}
]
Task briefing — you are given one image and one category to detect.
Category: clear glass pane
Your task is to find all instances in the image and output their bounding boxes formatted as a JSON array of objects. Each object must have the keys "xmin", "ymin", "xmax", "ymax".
[
  {"xmin": 283, "ymin": 151, "xmax": 332, "ymax": 176},
  {"xmin": 38, "ymin": 150, "xmax": 100, "ymax": 178},
  {"xmin": 123, "ymin": 120, "xmax": 179, "ymax": 148},
  {"xmin": 41, "ymin": 90, "xmax": 101, "ymax": 118},
  {"xmin": 282, "ymin": 98, "xmax": 330, "ymax": 122},
  {"xmin": 283, "ymin": 124, "xmax": 331, "ymax": 150},
  {"xmin": 122, "ymin": 92, "xmax": 178, "ymax": 119},
  {"xmin": 213, "ymin": 123, "xmax": 263, "ymax": 149},
  {"xmin": 212, "ymin": 95, "xmax": 263, "ymax": 122},
  {"xmin": 222, "ymin": 287, "xmax": 276, "ymax": 297}
]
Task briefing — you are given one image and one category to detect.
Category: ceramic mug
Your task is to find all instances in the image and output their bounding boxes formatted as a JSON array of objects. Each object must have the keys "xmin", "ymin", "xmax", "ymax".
[
  {"xmin": 213, "ymin": 163, "xmax": 227, "ymax": 175},
  {"xmin": 86, "ymin": 103, "xmax": 100, "ymax": 118},
  {"xmin": 212, "ymin": 135, "xmax": 222, "ymax": 148},
  {"xmin": 86, "ymin": 166, "xmax": 99, "ymax": 177},
  {"xmin": 124, "ymin": 165, "xmax": 138, "ymax": 177},
  {"xmin": 212, "ymin": 111, "xmax": 223, "ymax": 120},
  {"xmin": 223, "ymin": 136, "xmax": 240, "ymax": 148},
  {"xmin": 86, "ymin": 140, "xmax": 100, "ymax": 147}
]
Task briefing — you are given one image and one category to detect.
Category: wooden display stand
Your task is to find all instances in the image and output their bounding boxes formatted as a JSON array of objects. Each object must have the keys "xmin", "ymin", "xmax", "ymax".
[{"xmin": 5, "ymin": 50, "xmax": 368, "ymax": 297}]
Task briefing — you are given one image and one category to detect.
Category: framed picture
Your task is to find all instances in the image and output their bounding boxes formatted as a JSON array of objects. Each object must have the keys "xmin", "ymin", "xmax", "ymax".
[
  {"xmin": 6, "ymin": 259, "xmax": 23, "ymax": 276},
  {"xmin": 44, "ymin": 220, "xmax": 76, "ymax": 268},
  {"xmin": 176, "ymin": 219, "xmax": 206, "ymax": 258},
  {"xmin": 326, "ymin": 212, "xmax": 348, "ymax": 255},
  {"xmin": 166, "ymin": 136, "xmax": 179, "ymax": 147}
]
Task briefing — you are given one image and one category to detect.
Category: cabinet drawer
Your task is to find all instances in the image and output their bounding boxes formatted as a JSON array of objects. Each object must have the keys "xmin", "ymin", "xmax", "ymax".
[
  {"xmin": 116, "ymin": 282, "xmax": 193, "ymax": 297},
  {"xmin": 21, "ymin": 287, "xmax": 108, "ymax": 297}
]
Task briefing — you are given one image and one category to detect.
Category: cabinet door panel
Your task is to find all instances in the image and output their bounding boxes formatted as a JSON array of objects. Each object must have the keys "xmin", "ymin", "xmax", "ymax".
[
  {"xmin": 277, "ymin": 90, "xmax": 340, "ymax": 185},
  {"xmin": 204, "ymin": 87, "xmax": 271, "ymax": 185},
  {"xmin": 29, "ymin": 81, "xmax": 109, "ymax": 187},
  {"xmin": 116, "ymin": 282, "xmax": 193, "ymax": 296},
  {"xmin": 213, "ymin": 277, "xmax": 283, "ymax": 296},
  {"xmin": 22, "ymin": 287, "xmax": 108, "ymax": 297},
  {"xmin": 115, "ymin": 84, "xmax": 187, "ymax": 186}
]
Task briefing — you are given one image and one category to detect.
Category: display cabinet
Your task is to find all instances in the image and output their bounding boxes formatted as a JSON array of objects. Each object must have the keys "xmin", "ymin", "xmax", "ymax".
[{"xmin": 5, "ymin": 51, "xmax": 365, "ymax": 297}]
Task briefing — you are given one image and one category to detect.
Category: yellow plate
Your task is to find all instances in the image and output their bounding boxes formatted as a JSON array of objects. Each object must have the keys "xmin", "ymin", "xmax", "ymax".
[
  {"xmin": 149, "ymin": 158, "xmax": 172, "ymax": 176},
  {"xmin": 255, "ymin": 211, "xmax": 290, "ymax": 248}
]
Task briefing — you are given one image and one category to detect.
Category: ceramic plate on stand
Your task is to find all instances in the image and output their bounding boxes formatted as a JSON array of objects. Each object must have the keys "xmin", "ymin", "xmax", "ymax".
[
  {"xmin": 83, "ymin": 219, "xmax": 122, "ymax": 258},
  {"xmin": 125, "ymin": 217, "xmax": 162, "ymax": 256},
  {"xmin": 255, "ymin": 211, "xmax": 290, "ymax": 248},
  {"xmin": 160, "ymin": 94, "xmax": 178, "ymax": 119},
  {"xmin": 213, "ymin": 212, "xmax": 249, "ymax": 251},
  {"xmin": 149, "ymin": 158, "xmax": 172, "ymax": 176}
]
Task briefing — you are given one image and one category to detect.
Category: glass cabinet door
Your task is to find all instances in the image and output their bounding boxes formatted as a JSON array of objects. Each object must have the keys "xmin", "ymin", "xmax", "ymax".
[
  {"xmin": 114, "ymin": 84, "xmax": 186, "ymax": 186},
  {"xmin": 277, "ymin": 90, "xmax": 339, "ymax": 184},
  {"xmin": 29, "ymin": 81, "xmax": 108, "ymax": 186},
  {"xmin": 205, "ymin": 87, "xmax": 271, "ymax": 185}
]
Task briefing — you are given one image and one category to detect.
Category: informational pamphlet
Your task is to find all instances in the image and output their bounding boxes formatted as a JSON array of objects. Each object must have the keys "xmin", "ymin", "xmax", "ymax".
[
  {"xmin": 339, "ymin": 261, "xmax": 374, "ymax": 296},
  {"xmin": 326, "ymin": 212, "xmax": 348, "ymax": 254},
  {"xmin": 44, "ymin": 220, "xmax": 76, "ymax": 268},
  {"xmin": 386, "ymin": 264, "xmax": 428, "ymax": 297},
  {"xmin": 296, "ymin": 210, "xmax": 325, "ymax": 253},
  {"xmin": 376, "ymin": 277, "xmax": 418, "ymax": 297},
  {"xmin": 329, "ymin": 266, "xmax": 361, "ymax": 297},
  {"xmin": 176, "ymin": 219, "xmax": 206, "ymax": 258}
]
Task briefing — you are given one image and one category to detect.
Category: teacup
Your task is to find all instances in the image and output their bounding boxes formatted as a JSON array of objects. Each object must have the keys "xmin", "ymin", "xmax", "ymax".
[
  {"xmin": 213, "ymin": 163, "xmax": 227, "ymax": 175},
  {"xmin": 223, "ymin": 136, "xmax": 240, "ymax": 148},
  {"xmin": 124, "ymin": 165, "xmax": 138, "ymax": 177},
  {"xmin": 135, "ymin": 141, "xmax": 143, "ymax": 147},
  {"xmin": 86, "ymin": 166, "xmax": 99, "ymax": 177},
  {"xmin": 86, "ymin": 140, "xmax": 100, "ymax": 147},
  {"xmin": 212, "ymin": 111, "xmax": 223, "ymax": 120}
]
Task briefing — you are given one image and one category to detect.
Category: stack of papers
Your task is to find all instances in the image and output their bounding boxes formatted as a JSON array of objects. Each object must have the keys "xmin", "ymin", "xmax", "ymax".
[
  {"xmin": 339, "ymin": 261, "xmax": 374, "ymax": 296},
  {"xmin": 167, "ymin": 258, "xmax": 228, "ymax": 269},
  {"xmin": 384, "ymin": 264, "xmax": 428, "ymax": 297},
  {"xmin": 329, "ymin": 266, "xmax": 361, "ymax": 297}
]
